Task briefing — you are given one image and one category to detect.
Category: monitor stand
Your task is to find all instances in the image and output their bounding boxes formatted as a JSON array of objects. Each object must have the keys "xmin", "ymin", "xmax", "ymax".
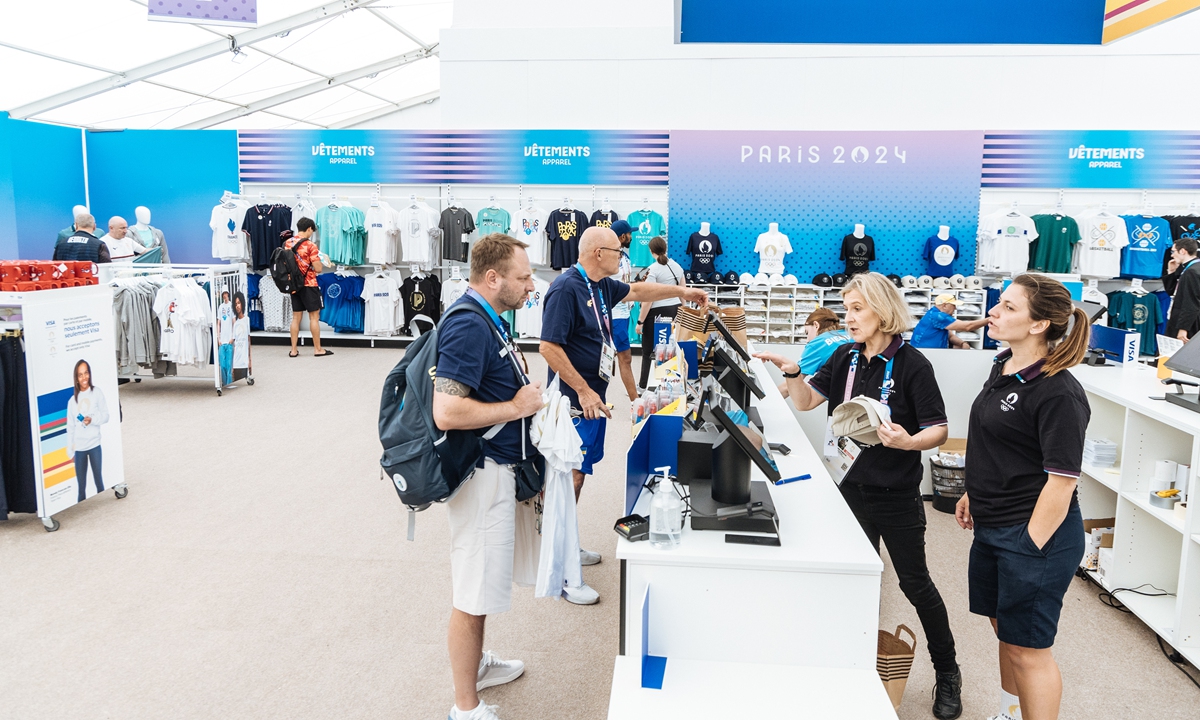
[
  {"xmin": 1166, "ymin": 392, "xmax": 1200, "ymax": 413},
  {"xmin": 689, "ymin": 479, "xmax": 778, "ymax": 534}
]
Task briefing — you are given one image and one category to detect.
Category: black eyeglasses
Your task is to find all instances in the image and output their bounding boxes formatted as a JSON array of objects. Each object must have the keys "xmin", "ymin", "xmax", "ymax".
[{"xmin": 597, "ymin": 247, "xmax": 623, "ymax": 255}]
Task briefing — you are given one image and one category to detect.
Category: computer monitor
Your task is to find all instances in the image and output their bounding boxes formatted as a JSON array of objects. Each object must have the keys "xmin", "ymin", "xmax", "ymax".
[
  {"xmin": 711, "ymin": 345, "xmax": 765, "ymax": 412},
  {"xmin": 708, "ymin": 404, "xmax": 781, "ymax": 504},
  {"xmin": 708, "ymin": 310, "xmax": 751, "ymax": 361},
  {"xmin": 1073, "ymin": 299, "xmax": 1107, "ymax": 324},
  {"xmin": 1166, "ymin": 336, "xmax": 1200, "ymax": 379}
]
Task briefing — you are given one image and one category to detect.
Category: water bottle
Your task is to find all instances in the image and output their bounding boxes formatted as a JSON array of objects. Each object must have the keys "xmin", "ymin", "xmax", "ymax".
[{"xmin": 649, "ymin": 466, "xmax": 683, "ymax": 549}]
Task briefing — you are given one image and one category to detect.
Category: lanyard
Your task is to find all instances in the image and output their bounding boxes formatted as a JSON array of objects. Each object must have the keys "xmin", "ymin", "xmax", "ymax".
[
  {"xmin": 575, "ymin": 263, "xmax": 613, "ymax": 344},
  {"xmin": 465, "ymin": 288, "xmax": 512, "ymax": 344},
  {"xmin": 844, "ymin": 343, "xmax": 898, "ymax": 406}
]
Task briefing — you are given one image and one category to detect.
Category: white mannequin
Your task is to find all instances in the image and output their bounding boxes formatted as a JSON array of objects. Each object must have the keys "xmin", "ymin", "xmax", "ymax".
[
  {"xmin": 938, "ymin": 225, "xmax": 950, "ymax": 241},
  {"xmin": 132, "ymin": 206, "xmax": 155, "ymax": 249},
  {"xmin": 699, "ymin": 222, "xmax": 711, "ymax": 237},
  {"xmin": 71, "ymin": 204, "xmax": 88, "ymax": 221},
  {"xmin": 853, "ymin": 223, "xmax": 866, "ymax": 239}
]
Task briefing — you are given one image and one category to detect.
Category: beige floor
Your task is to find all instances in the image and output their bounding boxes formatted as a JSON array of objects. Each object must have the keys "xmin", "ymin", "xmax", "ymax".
[{"xmin": 1, "ymin": 345, "xmax": 1197, "ymax": 719}]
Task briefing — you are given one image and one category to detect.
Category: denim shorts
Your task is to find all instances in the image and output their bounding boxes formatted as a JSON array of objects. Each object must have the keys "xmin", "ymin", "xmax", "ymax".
[
  {"xmin": 573, "ymin": 416, "xmax": 607, "ymax": 475},
  {"xmin": 969, "ymin": 503, "xmax": 1084, "ymax": 649}
]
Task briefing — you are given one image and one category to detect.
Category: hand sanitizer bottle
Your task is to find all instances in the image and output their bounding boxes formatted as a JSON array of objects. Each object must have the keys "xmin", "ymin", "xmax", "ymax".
[{"xmin": 649, "ymin": 466, "xmax": 682, "ymax": 549}]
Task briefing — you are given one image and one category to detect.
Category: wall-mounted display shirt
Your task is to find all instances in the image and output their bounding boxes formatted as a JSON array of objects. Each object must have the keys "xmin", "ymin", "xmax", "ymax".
[{"xmin": 687, "ymin": 231, "xmax": 723, "ymax": 276}]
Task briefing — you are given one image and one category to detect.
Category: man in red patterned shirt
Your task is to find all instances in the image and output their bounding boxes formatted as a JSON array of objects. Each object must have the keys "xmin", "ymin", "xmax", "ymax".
[{"xmin": 287, "ymin": 217, "xmax": 333, "ymax": 357}]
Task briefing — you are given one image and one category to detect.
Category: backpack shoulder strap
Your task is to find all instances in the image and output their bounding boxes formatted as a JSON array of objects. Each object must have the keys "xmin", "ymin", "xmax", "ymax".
[{"xmin": 438, "ymin": 300, "xmax": 514, "ymax": 441}]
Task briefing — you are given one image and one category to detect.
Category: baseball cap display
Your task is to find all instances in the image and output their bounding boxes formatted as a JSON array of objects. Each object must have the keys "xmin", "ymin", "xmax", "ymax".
[
  {"xmin": 886, "ymin": 273, "xmax": 903, "ymax": 288},
  {"xmin": 609, "ymin": 219, "xmax": 634, "ymax": 237},
  {"xmin": 685, "ymin": 271, "xmax": 696, "ymax": 284},
  {"xmin": 752, "ymin": 272, "xmax": 770, "ymax": 286},
  {"xmin": 918, "ymin": 275, "xmax": 934, "ymax": 289},
  {"xmin": 710, "ymin": 271, "xmax": 725, "ymax": 285},
  {"xmin": 783, "ymin": 274, "xmax": 799, "ymax": 285},
  {"xmin": 832, "ymin": 273, "xmax": 848, "ymax": 287},
  {"xmin": 813, "ymin": 273, "xmax": 833, "ymax": 287},
  {"xmin": 934, "ymin": 293, "xmax": 962, "ymax": 307},
  {"xmin": 725, "ymin": 271, "xmax": 740, "ymax": 285},
  {"xmin": 739, "ymin": 272, "xmax": 756, "ymax": 285},
  {"xmin": 932, "ymin": 277, "xmax": 951, "ymax": 289},
  {"xmin": 768, "ymin": 273, "xmax": 786, "ymax": 286},
  {"xmin": 950, "ymin": 274, "xmax": 966, "ymax": 289},
  {"xmin": 902, "ymin": 275, "xmax": 918, "ymax": 288},
  {"xmin": 965, "ymin": 276, "xmax": 983, "ymax": 289}
]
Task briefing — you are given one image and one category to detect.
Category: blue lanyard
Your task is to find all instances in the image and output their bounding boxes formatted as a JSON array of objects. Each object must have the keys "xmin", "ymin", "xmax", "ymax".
[
  {"xmin": 466, "ymin": 288, "xmax": 512, "ymax": 345},
  {"xmin": 575, "ymin": 263, "xmax": 613, "ymax": 343},
  {"xmin": 844, "ymin": 342, "xmax": 898, "ymax": 406}
]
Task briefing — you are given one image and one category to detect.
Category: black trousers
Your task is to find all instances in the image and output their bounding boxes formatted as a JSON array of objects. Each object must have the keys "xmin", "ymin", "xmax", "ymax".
[
  {"xmin": 839, "ymin": 481, "xmax": 958, "ymax": 674},
  {"xmin": 638, "ymin": 305, "xmax": 679, "ymax": 390},
  {"xmin": 0, "ymin": 337, "xmax": 37, "ymax": 515}
]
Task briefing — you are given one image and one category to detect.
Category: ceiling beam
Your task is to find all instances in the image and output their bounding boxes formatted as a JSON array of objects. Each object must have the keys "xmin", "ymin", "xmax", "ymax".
[
  {"xmin": 7, "ymin": 0, "xmax": 383, "ymax": 120},
  {"xmin": 332, "ymin": 91, "xmax": 439, "ymax": 128},
  {"xmin": 178, "ymin": 47, "xmax": 435, "ymax": 129},
  {"xmin": 367, "ymin": 7, "xmax": 432, "ymax": 50}
]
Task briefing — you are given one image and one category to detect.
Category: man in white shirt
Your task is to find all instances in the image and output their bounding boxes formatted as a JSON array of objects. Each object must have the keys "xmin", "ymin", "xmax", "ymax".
[{"xmin": 100, "ymin": 216, "xmax": 145, "ymax": 262}]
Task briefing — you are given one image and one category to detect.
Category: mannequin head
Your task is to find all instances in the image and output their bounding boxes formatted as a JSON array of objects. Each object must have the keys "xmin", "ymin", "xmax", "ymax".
[
  {"xmin": 135, "ymin": 206, "xmax": 151, "ymax": 226},
  {"xmin": 107, "ymin": 216, "xmax": 129, "ymax": 239},
  {"xmin": 71, "ymin": 205, "xmax": 88, "ymax": 227}
]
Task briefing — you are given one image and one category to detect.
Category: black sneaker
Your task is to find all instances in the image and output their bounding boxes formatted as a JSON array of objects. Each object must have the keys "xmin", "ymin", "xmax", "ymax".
[{"xmin": 932, "ymin": 669, "xmax": 962, "ymax": 719}]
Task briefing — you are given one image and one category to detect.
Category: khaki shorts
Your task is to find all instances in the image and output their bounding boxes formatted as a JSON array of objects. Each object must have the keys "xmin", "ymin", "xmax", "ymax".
[{"xmin": 447, "ymin": 459, "xmax": 516, "ymax": 616}]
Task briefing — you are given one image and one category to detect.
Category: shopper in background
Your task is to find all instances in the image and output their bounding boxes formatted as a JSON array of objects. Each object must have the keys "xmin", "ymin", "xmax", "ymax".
[
  {"xmin": 433, "ymin": 233, "xmax": 544, "ymax": 720},
  {"xmin": 1163, "ymin": 238, "xmax": 1200, "ymax": 341},
  {"xmin": 540, "ymin": 226, "xmax": 707, "ymax": 604},
  {"xmin": 52, "ymin": 213, "xmax": 111, "ymax": 264},
  {"xmin": 755, "ymin": 271, "xmax": 963, "ymax": 720},
  {"xmin": 608, "ymin": 219, "xmax": 639, "ymax": 402},
  {"xmin": 286, "ymin": 218, "xmax": 332, "ymax": 358},
  {"xmin": 955, "ymin": 274, "xmax": 1090, "ymax": 720},
  {"xmin": 635, "ymin": 236, "xmax": 686, "ymax": 392},
  {"xmin": 910, "ymin": 294, "xmax": 989, "ymax": 349},
  {"xmin": 777, "ymin": 307, "xmax": 852, "ymax": 398},
  {"xmin": 99, "ymin": 216, "xmax": 145, "ymax": 262}
]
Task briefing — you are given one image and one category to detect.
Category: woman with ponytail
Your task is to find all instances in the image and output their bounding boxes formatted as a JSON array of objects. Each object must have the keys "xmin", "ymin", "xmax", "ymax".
[{"xmin": 955, "ymin": 273, "xmax": 1091, "ymax": 720}]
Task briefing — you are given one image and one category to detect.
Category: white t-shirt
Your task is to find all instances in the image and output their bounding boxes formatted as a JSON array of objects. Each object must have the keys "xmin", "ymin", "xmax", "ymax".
[
  {"xmin": 613, "ymin": 251, "xmax": 633, "ymax": 319},
  {"xmin": 510, "ymin": 208, "xmax": 547, "ymax": 265},
  {"xmin": 210, "ymin": 201, "xmax": 251, "ymax": 260},
  {"xmin": 365, "ymin": 204, "xmax": 397, "ymax": 264},
  {"xmin": 644, "ymin": 259, "xmax": 685, "ymax": 309},
  {"xmin": 152, "ymin": 284, "xmax": 182, "ymax": 361},
  {"xmin": 1074, "ymin": 214, "xmax": 1129, "ymax": 279},
  {"xmin": 981, "ymin": 212, "xmax": 1038, "ymax": 274},
  {"xmin": 101, "ymin": 233, "xmax": 139, "ymax": 262},
  {"xmin": 516, "ymin": 276, "xmax": 551, "ymax": 338},
  {"xmin": 360, "ymin": 274, "xmax": 402, "ymax": 336},
  {"xmin": 441, "ymin": 278, "xmax": 469, "ymax": 308},
  {"xmin": 397, "ymin": 205, "xmax": 438, "ymax": 263},
  {"xmin": 754, "ymin": 230, "xmax": 792, "ymax": 275}
]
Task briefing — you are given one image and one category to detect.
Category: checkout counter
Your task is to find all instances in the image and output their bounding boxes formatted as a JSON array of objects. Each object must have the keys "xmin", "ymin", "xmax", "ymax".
[{"xmin": 607, "ymin": 341, "xmax": 897, "ymax": 718}]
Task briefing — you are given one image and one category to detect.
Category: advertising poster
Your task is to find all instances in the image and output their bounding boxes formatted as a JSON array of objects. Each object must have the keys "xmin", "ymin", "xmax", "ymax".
[
  {"xmin": 982, "ymin": 131, "xmax": 1200, "ymax": 189},
  {"xmin": 669, "ymin": 131, "xmax": 985, "ymax": 281},
  {"xmin": 213, "ymin": 272, "xmax": 251, "ymax": 387},
  {"xmin": 20, "ymin": 287, "xmax": 125, "ymax": 518}
]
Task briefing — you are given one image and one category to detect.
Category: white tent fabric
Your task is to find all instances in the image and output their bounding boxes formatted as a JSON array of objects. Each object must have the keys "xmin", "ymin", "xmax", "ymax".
[{"xmin": 0, "ymin": 0, "xmax": 449, "ymax": 129}]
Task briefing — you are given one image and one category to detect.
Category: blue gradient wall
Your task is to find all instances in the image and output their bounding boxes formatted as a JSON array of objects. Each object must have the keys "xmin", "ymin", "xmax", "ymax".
[
  {"xmin": 0, "ymin": 114, "xmax": 87, "ymax": 259},
  {"xmin": 87, "ymin": 129, "xmax": 238, "ymax": 264}
]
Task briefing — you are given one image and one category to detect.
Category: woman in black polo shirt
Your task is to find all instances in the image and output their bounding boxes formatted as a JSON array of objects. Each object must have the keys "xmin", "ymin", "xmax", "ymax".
[
  {"xmin": 756, "ymin": 272, "xmax": 962, "ymax": 720},
  {"xmin": 956, "ymin": 274, "xmax": 1089, "ymax": 720}
]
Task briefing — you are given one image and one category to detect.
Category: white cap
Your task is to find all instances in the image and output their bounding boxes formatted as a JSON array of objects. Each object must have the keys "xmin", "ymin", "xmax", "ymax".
[
  {"xmin": 768, "ymin": 273, "xmax": 786, "ymax": 286},
  {"xmin": 902, "ymin": 275, "xmax": 918, "ymax": 288},
  {"xmin": 918, "ymin": 275, "xmax": 934, "ymax": 288},
  {"xmin": 738, "ymin": 272, "xmax": 756, "ymax": 285},
  {"xmin": 932, "ymin": 277, "xmax": 951, "ymax": 289},
  {"xmin": 752, "ymin": 272, "xmax": 770, "ymax": 286},
  {"xmin": 950, "ymin": 274, "xmax": 966, "ymax": 289},
  {"xmin": 966, "ymin": 276, "xmax": 983, "ymax": 289},
  {"xmin": 783, "ymin": 274, "xmax": 799, "ymax": 285}
]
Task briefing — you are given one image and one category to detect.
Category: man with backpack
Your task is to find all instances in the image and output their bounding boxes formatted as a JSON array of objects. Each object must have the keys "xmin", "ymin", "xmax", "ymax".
[
  {"xmin": 432, "ymin": 233, "xmax": 544, "ymax": 720},
  {"xmin": 284, "ymin": 218, "xmax": 332, "ymax": 358}
]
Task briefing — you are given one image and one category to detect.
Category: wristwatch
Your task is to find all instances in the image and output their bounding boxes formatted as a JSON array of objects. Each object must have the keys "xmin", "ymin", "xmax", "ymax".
[{"xmin": 782, "ymin": 366, "xmax": 802, "ymax": 379}]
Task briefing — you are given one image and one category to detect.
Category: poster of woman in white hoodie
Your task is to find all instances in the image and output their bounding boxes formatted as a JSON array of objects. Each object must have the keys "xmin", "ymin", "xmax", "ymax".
[{"xmin": 67, "ymin": 359, "xmax": 110, "ymax": 503}]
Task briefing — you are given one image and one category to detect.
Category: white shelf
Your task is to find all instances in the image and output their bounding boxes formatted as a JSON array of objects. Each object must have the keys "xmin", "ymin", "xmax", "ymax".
[
  {"xmin": 1116, "ymin": 590, "xmax": 1176, "ymax": 639},
  {"xmin": 1192, "ymin": 534, "xmax": 1200, "ymax": 546},
  {"xmin": 1122, "ymin": 492, "xmax": 1185, "ymax": 534},
  {"xmin": 1084, "ymin": 568, "xmax": 1111, "ymax": 590},
  {"xmin": 1081, "ymin": 463, "xmax": 1120, "ymax": 492}
]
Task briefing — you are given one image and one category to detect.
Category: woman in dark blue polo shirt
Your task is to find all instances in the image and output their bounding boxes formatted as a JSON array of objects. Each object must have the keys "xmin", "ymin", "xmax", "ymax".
[
  {"xmin": 757, "ymin": 272, "xmax": 962, "ymax": 720},
  {"xmin": 956, "ymin": 273, "xmax": 1090, "ymax": 720}
]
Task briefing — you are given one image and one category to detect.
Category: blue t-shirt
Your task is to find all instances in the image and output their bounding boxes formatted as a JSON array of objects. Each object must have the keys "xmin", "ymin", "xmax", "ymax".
[
  {"xmin": 922, "ymin": 235, "xmax": 959, "ymax": 278},
  {"xmin": 799, "ymin": 329, "xmax": 853, "ymax": 376},
  {"xmin": 910, "ymin": 308, "xmax": 956, "ymax": 348},
  {"xmin": 1119, "ymin": 215, "xmax": 1171, "ymax": 280},
  {"xmin": 435, "ymin": 295, "xmax": 527, "ymax": 464},
  {"xmin": 540, "ymin": 268, "xmax": 631, "ymax": 409}
]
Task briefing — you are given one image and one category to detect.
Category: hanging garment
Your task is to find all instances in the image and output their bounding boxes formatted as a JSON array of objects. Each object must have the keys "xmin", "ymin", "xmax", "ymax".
[
  {"xmin": 315, "ymin": 204, "xmax": 367, "ymax": 266},
  {"xmin": 361, "ymin": 273, "xmax": 402, "ymax": 336},
  {"xmin": 1107, "ymin": 290, "xmax": 1163, "ymax": 355},
  {"xmin": 259, "ymin": 274, "xmax": 292, "ymax": 332},
  {"xmin": 322, "ymin": 274, "xmax": 366, "ymax": 333},
  {"xmin": 210, "ymin": 200, "xmax": 252, "ymax": 261},
  {"xmin": 530, "ymin": 380, "xmax": 583, "ymax": 599},
  {"xmin": 0, "ymin": 336, "xmax": 38, "ymax": 515},
  {"xmin": 242, "ymin": 203, "xmax": 293, "ymax": 271},
  {"xmin": 400, "ymin": 274, "xmax": 441, "ymax": 336}
]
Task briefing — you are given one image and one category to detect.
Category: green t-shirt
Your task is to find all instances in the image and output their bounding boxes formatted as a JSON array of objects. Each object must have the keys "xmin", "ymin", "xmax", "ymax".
[
  {"xmin": 1030, "ymin": 214, "xmax": 1080, "ymax": 273},
  {"xmin": 476, "ymin": 207, "xmax": 511, "ymax": 238}
]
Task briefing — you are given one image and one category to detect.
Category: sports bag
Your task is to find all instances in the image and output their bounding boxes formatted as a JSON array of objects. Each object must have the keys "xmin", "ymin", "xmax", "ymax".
[
  {"xmin": 378, "ymin": 299, "xmax": 542, "ymax": 538},
  {"xmin": 270, "ymin": 235, "xmax": 308, "ymax": 294}
]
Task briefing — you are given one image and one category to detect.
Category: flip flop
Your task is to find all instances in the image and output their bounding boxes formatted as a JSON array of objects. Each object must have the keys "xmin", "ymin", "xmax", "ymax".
[
  {"xmin": 314, "ymin": 350, "xmax": 334, "ymax": 357},
  {"xmin": 288, "ymin": 351, "xmax": 299, "ymax": 358}
]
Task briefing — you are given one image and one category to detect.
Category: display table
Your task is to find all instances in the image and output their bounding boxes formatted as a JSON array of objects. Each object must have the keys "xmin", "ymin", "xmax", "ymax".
[
  {"xmin": 616, "ymin": 356, "xmax": 885, "ymax": 670},
  {"xmin": 607, "ymin": 655, "xmax": 896, "ymax": 720}
]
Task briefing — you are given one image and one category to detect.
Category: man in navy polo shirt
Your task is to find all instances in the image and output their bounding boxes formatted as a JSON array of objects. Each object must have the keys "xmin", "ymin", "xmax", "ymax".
[
  {"xmin": 540, "ymin": 226, "xmax": 709, "ymax": 604},
  {"xmin": 433, "ymin": 233, "xmax": 545, "ymax": 720}
]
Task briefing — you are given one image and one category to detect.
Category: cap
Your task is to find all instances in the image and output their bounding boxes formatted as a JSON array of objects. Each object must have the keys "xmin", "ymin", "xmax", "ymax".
[
  {"xmin": 950, "ymin": 274, "xmax": 966, "ymax": 289},
  {"xmin": 932, "ymin": 277, "xmax": 951, "ymax": 289},
  {"xmin": 739, "ymin": 272, "xmax": 756, "ymax": 285},
  {"xmin": 812, "ymin": 273, "xmax": 833, "ymax": 287},
  {"xmin": 684, "ymin": 271, "xmax": 696, "ymax": 284},
  {"xmin": 752, "ymin": 272, "xmax": 770, "ymax": 286},
  {"xmin": 966, "ymin": 276, "xmax": 983, "ymax": 289},
  {"xmin": 934, "ymin": 293, "xmax": 962, "ymax": 306},
  {"xmin": 886, "ymin": 273, "xmax": 903, "ymax": 288},
  {"xmin": 609, "ymin": 219, "xmax": 634, "ymax": 236},
  {"xmin": 725, "ymin": 271, "xmax": 740, "ymax": 285},
  {"xmin": 783, "ymin": 274, "xmax": 799, "ymax": 285},
  {"xmin": 902, "ymin": 275, "xmax": 918, "ymax": 288},
  {"xmin": 710, "ymin": 271, "xmax": 725, "ymax": 285},
  {"xmin": 768, "ymin": 273, "xmax": 786, "ymax": 286},
  {"xmin": 832, "ymin": 273, "xmax": 848, "ymax": 287},
  {"xmin": 918, "ymin": 275, "xmax": 934, "ymax": 289},
  {"xmin": 831, "ymin": 396, "xmax": 893, "ymax": 446}
]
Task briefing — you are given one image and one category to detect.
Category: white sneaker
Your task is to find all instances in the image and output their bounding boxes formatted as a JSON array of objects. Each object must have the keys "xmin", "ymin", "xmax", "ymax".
[
  {"xmin": 562, "ymin": 581, "xmax": 600, "ymax": 605},
  {"xmin": 476, "ymin": 650, "xmax": 524, "ymax": 691},
  {"xmin": 987, "ymin": 715, "xmax": 1017, "ymax": 720},
  {"xmin": 449, "ymin": 701, "xmax": 502, "ymax": 720},
  {"xmin": 580, "ymin": 548, "xmax": 601, "ymax": 566}
]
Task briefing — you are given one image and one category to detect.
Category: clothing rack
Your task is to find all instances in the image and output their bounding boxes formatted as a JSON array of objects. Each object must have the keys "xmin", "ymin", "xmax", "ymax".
[{"xmin": 97, "ymin": 263, "xmax": 253, "ymax": 396}]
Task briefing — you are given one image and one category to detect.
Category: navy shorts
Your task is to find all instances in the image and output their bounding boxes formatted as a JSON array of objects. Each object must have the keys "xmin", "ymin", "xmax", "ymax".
[
  {"xmin": 969, "ymin": 503, "xmax": 1084, "ymax": 649},
  {"xmin": 611, "ymin": 317, "xmax": 631, "ymax": 353},
  {"xmin": 573, "ymin": 416, "xmax": 607, "ymax": 475}
]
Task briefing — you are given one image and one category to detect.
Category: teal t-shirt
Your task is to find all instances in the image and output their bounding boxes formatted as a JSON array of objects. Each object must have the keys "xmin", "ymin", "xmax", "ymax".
[
  {"xmin": 627, "ymin": 210, "xmax": 667, "ymax": 267},
  {"xmin": 476, "ymin": 207, "xmax": 510, "ymax": 238},
  {"xmin": 799, "ymin": 330, "xmax": 853, "ymax": 375}
]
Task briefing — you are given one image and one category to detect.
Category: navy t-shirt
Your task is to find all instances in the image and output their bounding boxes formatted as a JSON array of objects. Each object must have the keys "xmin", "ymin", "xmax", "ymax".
[
  {"xmin": 540, "ymin": 268, "xmax": 631, "ymax": 409},
  {"xmin": 435, "ymin": 296, "xmax": 526, "ymax": 464},
  {"xmin": 922, "ymin": 235, "xmax": 959, "ymax": 278}
]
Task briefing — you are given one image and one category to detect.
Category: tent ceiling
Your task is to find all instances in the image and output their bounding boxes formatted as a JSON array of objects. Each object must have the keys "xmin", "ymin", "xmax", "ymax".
[{"xmin": 0, "ymin": 0, "xmax": 449, "ymax": 130}]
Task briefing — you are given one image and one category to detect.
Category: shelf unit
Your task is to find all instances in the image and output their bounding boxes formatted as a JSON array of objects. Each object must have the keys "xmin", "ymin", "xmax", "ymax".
[{"xmin": 1072, "ymin": 363, "xmax": 1200, "ymax": 665}]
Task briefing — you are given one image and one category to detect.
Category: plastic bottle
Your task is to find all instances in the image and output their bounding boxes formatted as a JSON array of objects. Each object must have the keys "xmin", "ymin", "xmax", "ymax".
[{"xmin": 649, "ymin": 466, "xmax": 682, "ymax": 549}]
